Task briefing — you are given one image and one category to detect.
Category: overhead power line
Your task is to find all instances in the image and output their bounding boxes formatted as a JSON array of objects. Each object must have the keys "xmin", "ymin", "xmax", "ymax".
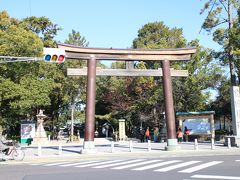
[{"xmin": 0, "ymin": 56, "xmax": 43, "ymax": 63}]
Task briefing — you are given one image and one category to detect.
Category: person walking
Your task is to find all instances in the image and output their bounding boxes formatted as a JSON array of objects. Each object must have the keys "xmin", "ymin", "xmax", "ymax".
[
  {"xmin": 139, "ymin": 127, "xmax": 145, "ymax": 142},
  {"xmin": 184, "ymin": 126, "xmax": 190, "ymax": 142},
  {"xmin": 153, "ymin": 127, "xmax": 159, "ymax": 142},
  {"xmin": 145, "ymin": 127, "xmax": 150, "ymax": 142},
  {"xmin": 176, "ymin": 128, "xmax": 183, "ymax": 143}
]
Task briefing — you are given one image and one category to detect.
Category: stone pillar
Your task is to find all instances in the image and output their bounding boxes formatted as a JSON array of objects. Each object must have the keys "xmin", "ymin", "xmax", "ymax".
[
  {"xmin": 162, "ymin": 60, "xmax": 180, "ymax": 151},
  {"xmin": 230, "ymin": 86, "xmax": 240, "ymax": 137},
  {"xmin": 81, "ymin": 56, "xmax": 97, "ymax": 153},
  {"xmin": 224, "ymin": 87, "xmax": 240, "ymax": 147},
  {"xmin": 210, "ymin": 114, "xmax": 215, "ymax": 140}
]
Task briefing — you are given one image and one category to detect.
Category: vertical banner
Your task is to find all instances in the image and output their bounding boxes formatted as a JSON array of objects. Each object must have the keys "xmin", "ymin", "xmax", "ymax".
[
  {"xmin": 118, "ymin": 119, "xmax": 126, "ymax": 141},
  {"xmin": 230, "ymin": 86, "xmax": 240, "ymax": 137}
]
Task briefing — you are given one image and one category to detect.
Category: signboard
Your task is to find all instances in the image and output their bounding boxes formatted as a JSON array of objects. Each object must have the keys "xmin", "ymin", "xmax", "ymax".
[
  {"xmin": 183, "ymin": 118, "xmax": 210, "ymax": 135},
  {"xmin": 21, "ymin": 123, "xmax": 35, "ymax": 144}
]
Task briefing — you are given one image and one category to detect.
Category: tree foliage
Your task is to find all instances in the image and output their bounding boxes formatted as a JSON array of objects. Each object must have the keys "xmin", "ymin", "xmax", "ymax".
[
  {"xmin": 64, "ymin": 29, "xmax": 89, "ymax": 47},
  {"xmin": 0, "ymin": 11, "xmax": 89, "ymax": 137},
  {"xmin": 200, "ymin": 0, "xmax": 240, "ymax": 122},
  {"xmin": 96, "ymin": 21, "xmax": 224, "ymax": 135},
  {"xmin": 200, "ymin": 0, "xmax": 240, "ymax": 83}
]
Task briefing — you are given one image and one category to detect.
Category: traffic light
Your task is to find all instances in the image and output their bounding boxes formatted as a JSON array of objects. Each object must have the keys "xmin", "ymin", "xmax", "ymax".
[{"xmin": 43, "ymin": 48, "xmax": 66, "ymax": 63}]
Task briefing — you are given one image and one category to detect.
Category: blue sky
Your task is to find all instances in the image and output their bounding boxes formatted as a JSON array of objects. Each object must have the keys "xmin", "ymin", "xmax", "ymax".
[{"xmin": 0, "ymin": 0, "xmax": 221, "ymax": 50}]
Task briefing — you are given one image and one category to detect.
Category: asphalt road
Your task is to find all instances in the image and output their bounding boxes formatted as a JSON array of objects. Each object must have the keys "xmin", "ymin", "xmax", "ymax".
[{"xmin": 1, "ymin": 155, "xmax": 240, "ymax": 180}]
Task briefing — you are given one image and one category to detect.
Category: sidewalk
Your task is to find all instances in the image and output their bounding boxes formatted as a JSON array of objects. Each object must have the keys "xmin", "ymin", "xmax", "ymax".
[{"xmin": 2, "ymin": 138, "xmax": 240, "ymax": 163}]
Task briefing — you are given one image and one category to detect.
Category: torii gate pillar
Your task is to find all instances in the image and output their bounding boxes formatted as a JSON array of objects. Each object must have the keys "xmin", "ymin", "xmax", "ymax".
[
  {"xmin": 162, "ymin": 60, "xmax": 179, "ymax": 150},
  {"xmin": 81, "ymin": 56, "xmax": 97, "ymax": 154}
]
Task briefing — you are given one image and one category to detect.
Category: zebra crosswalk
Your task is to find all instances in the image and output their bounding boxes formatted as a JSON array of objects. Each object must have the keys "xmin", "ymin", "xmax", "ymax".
[{"xmin": 30, "ymin": 159, "xmax": 223, "ymax": 174}]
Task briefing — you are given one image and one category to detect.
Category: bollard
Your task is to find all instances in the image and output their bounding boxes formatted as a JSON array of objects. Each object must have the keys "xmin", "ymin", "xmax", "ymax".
[
  {"xmin": 48, "ymin": 135, "xmax": 51, "ymax": 141},
  {"xmin": 147, "ymin": 140, "xmax": 151, "ymax": 151},
  {"xmin": 228, "ymin": 138, "xmax": 231, "ymax": 149},
  {"xmin": 111, "ymin": 141, "xmax": 115, "ymax": 153},
  {"xmin": 58, "ymin": 142, "xmax": 62, "ymax": 155},
  {"xmin": 38, "ymin": 143, "xmax": 42, "ymax": 156},
  {"xmin": 129, "ymin": 140, "xmax": 133, "ymax": 152},
  {"xmin": 211, "ymin": 138, "xmax": 215, "ymax": 150},
  {"xmin": 194, "ymin": 139, "xmax": 198, "ymax": 150}
]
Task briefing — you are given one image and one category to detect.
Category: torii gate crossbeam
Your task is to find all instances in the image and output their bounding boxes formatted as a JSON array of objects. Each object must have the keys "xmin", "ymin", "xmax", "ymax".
[{"xmin": 58, "ymin": 43, "xmax": 196, "ymax": 152}]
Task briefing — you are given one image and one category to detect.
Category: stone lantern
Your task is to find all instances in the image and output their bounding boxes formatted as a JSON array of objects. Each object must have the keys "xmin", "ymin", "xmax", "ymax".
[{"xmin": 32, "ymin": 109, "xmax": 48, "ymax": 144}]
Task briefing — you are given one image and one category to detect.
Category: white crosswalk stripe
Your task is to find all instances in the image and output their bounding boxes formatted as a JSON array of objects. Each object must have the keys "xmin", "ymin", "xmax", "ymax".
[
  {"xmin": 112, "ymin": 160, "xmax": 162, "ymax": 170},
  {"xmin": 30, "ymin": 164, "xmax": 41, "ymax": 166},
  {"xmin": 75, "ymin": 160, "xmax": 124, "ymax": 167},
  {"xmin": 154, "ymin": 161, "xmax": 201, "ymax": 172},
  {"xmin": 132, "ymin": 160, "xmax": 181, "ymax": 171},
  {"xmin": 59, "ymin": 161, "xmax": 99, "ymax": 167},
  {"xmin": 31, "ymin": 159, "xmax": 224, "ymax": 174},
  {"xmin": 93, "ymin": 159, "xmax": 144, "ymax": 168},
  {"xmin": 179, "ymin": 161, "xmax": 223, "ymax": 173},
  {"xmin": 43, "ymin": 162, "xmax": 72, "ymax": 166}
]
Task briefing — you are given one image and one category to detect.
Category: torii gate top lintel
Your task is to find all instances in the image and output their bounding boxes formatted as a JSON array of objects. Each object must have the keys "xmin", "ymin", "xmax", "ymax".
[{"xmin": 58, "ymin": 43, "xmax": 196, "ymax": 61}]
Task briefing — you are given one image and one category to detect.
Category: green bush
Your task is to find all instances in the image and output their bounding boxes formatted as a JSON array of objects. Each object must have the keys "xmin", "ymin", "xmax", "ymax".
[{"xmin": 215, "ymin": 129, "xmax": 230, "ymax": 135}]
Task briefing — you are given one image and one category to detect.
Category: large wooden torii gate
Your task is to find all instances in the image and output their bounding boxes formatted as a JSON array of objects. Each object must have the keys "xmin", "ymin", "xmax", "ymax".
[{"xmin": 58, "ymin": 43, "xmax": 196, "ymax": 152}]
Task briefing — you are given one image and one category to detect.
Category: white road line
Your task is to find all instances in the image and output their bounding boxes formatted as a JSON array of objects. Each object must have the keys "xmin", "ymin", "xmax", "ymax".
[
  {"xmin": 43, "ymin": 162, "xmax": 71, "ymax": 166},
  {"xmin": 59, "ymin": 161, "xmax": 99, "ymax": 167},
  {"xmin": 93, "ymin": 159, "xmax": 144, "ymax": 169},
  {"xmin": 75, "ymin": 160, "xmax": 124, "ymax": 167},
  {"xmin": 235, "ymin": 160, "xmax": 240, "ymax": 162},
  {"xmin": 132, "ymin": 160, "xmax": 181, "ymax": 171},
  {"xmin": 112, "ymin": 160, "xmax": 162, "ymax": 170},
  {"xmin": 154, "ymin": 161, "xmax": 201, "ymax": 172},
  {"xmin": 179, "ymin": 161, "xmax": 223, "ymax": 173},
  {"xmin": 191, "ymin": 174, "xmax": 240, "ymax": 179}
]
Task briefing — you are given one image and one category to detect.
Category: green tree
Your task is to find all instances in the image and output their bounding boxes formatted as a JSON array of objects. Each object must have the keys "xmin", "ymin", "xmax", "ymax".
[
  {"xmin": 132, "ymin": 22, "xmax": 223, "ymax": 132},
  {"xmin": 21, "ymin": 16, "xmax": 62, "ymax": 47},
  {"xmin": 200, "ymin": 0, "xmax": 240, "ymax": 128},
  {"xmin": 200, "ymin": 0, "xmax": 240, "ymax": 85},
  {"xmin": 0, "ymin": 11, "xmax": 51, "ymax": 136},
  {"xmin": 209, "ymin": 79, "xmax": 231, "ymax": 130},
  {"xmin": 64, "ymin": 29, "xmax": 89, "ymax": 47},
  {"xmin": 173, "ymin": 40, "xmax": 225, "ymax": 112}
]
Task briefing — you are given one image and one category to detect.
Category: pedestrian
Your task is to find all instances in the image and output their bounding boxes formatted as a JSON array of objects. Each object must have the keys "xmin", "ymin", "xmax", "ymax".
[
  {"xmin": 139, "ymin": 127, "xmax": 145, "ymax": 142},
  {"xmin": 184, "ymin": 126, "xmax": 190, "ymax": 142},
  {"xmin": 0, "ymin": 133, "xmax": 10, "ymax": 155},
  {"xmin": 176, "ymin": 128, "xmax": 183, "ymax": 143},
  {"xmin": 153, "ymin": 127, "xmax": 159, "ymax": 143},
  {"xmin": 145, "ymin": 127, "xmax": 150, "ymax": 142}
]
